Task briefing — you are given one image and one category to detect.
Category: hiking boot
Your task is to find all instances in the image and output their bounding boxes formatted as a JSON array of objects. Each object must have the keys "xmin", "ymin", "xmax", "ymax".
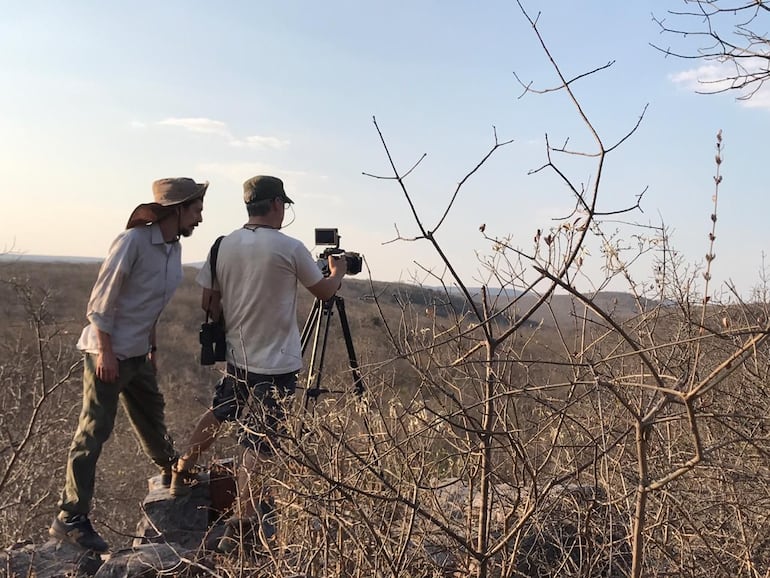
[
  {"xmin": 49, "ymin": 514, "xmax": 109, "ymax": 552},
  {"xmin": 170, "ymin": 465, "xmax": 205, "ymax": 497}
]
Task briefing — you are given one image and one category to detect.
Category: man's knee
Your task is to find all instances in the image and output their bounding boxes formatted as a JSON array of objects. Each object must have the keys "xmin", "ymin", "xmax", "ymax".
[{"xmin": 75, "ymin": 410, "xmax": 116, "ymax": 447}]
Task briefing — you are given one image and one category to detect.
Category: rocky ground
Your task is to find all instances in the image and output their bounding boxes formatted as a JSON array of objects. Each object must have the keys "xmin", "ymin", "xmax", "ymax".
[{"xmin": 1, "ymin": 467, "xmax": 239, "ymax": 578}]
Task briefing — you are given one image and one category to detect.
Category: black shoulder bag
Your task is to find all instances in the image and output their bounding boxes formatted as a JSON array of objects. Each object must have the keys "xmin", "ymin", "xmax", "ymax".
[{"xmin": 199, "ymin": 236, "xmax": 226, "ymax": 365}]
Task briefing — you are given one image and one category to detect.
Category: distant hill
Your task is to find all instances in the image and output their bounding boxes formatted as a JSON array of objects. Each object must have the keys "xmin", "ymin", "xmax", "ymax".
[
  {"xmin": 0, "ymin": 253, "xmax": 209, "ymax": 267},
  {"xmin": 0, "ymin": 255, "xmax": 648, "ymax": 327},
  {"xmin": 0, "ymin": 253, "xmax": 103, "ymax": 264}
]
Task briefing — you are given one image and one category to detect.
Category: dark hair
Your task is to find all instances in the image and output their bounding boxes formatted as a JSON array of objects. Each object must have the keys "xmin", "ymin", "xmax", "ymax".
[{"xmin": 246, "ymin": 198, "xmax": 275, "ymax": 217}]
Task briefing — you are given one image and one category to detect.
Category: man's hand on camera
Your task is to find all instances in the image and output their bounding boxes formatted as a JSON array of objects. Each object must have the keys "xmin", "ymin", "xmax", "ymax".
[
  {"xmin": 309, "ymin": 254, "xmax": 347, "ymax": 301},
  {"xmin": 328, "ymin": 254, "xmax": 347, "ymax": 278}
]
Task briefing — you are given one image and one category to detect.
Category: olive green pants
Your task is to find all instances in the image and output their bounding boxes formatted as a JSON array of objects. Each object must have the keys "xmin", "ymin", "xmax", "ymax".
[{"xmin": 58, "ymin": 353, "xmax": 178, "ymax": 516}]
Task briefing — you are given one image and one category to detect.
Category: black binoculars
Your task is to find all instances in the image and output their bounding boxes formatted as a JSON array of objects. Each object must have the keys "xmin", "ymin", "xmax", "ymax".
[{"xmin": 199, "ymin": 320, "xmax": 226, "ymax": 366}]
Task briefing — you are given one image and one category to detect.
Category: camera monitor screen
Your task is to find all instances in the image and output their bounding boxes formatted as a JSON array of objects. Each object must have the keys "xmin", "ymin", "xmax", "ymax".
[{"xmin": 315, "ymin": 228, "xmax": 339, "ymax": 246}]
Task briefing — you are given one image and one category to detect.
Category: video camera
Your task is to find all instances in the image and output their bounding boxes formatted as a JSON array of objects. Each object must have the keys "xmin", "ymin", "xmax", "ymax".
[{"xmin": 315, "ymin": 228, "xmax": 362, "ymax": 275}]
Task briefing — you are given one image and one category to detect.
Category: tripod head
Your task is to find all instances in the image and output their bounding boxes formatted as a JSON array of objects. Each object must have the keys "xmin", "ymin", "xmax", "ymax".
[{"xmin": 314, "ymin": 228, "xmax": 363, "ymax": 275}]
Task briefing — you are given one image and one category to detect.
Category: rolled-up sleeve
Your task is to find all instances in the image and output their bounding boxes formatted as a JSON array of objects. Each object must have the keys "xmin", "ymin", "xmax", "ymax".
[{"xmin": 86, "ymin": 233, "xmax": 135, "ymax": 334}]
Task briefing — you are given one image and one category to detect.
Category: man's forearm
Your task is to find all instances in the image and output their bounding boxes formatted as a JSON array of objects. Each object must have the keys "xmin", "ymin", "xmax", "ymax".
[
  {"xmin": 201, "ymin": 288, "xmax": 223, "ymax": 320},
  {"xmin": 308, "ymin": 271, "xmax": 344, "ymax": 301},
  {"xmin": 95, "ymin": 328, "xmax": 115, "ymax": 356}
]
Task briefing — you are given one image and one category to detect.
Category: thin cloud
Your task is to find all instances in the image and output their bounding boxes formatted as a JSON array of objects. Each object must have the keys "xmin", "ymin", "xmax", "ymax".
[
  {"xmin": 158, "ymin": 117, "xmax": 231, "ymax": 137},
  {"xmin": 669, "ymin": 63, "xmax": 770, "ymax": 109},
  {"xmin": 738, "ymin": 90, "xmax": 770, "ymax": 109},
  {"xmin": 231, "ymin": 135, "xmax": 290, "ymax": 149},
  {"xmin": 157, "ymin": 117, "xmax": 289, "ymax": 148},
  {"xmin": 669, "ymin": 64, "xmax": 735, "ymax": 92}
]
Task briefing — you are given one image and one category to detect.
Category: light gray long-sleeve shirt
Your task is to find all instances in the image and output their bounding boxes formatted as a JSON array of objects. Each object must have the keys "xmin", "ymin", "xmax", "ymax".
[{"xmin": 77, "ymin": 224, "xmax": 183, "ymax": 359}]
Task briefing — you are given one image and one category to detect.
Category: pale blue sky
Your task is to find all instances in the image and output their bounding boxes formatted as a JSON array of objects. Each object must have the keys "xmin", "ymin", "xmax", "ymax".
[{"xmin": 1, "ymin": 1, "xmax": 767, "ymax": 297}]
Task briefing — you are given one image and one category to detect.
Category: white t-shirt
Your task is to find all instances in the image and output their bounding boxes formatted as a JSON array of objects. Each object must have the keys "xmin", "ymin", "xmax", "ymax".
[{"xmin": 196, "ymin": 227, "xmax": 324, "ymax": 374}]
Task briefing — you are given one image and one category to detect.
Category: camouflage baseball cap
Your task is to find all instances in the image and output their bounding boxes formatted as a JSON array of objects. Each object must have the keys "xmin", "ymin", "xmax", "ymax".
[{"xmin": 243, "ymin": 175, "xmax": 293, "ymax": 205}]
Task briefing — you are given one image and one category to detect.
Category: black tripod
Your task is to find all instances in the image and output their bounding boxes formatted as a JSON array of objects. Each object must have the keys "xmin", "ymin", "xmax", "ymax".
[
  {"xmin": 300, "ymin": 295, "xmax": 364, "ymax": 410},
  {"xmin": 297, "ymin": 293, "xmax": 383, "ymax": 477}
]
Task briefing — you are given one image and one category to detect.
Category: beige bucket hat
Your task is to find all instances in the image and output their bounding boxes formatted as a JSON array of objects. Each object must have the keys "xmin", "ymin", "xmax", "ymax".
[{"xmin": 126, "ymin": 177, "xmax": 208, "ymax": 229}]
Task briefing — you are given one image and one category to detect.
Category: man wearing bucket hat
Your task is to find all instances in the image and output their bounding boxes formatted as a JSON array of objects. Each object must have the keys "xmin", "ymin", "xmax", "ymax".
[
  {"xmin": 49, "ymin": 177, "xmax": 208, "ymax": 552},
  {"xmin": 170, "ymin": 175, "xmax": 345, "ymax": 551}
]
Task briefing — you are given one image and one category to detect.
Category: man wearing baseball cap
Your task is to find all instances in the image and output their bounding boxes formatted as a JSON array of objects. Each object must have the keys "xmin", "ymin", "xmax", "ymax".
[
  {"xmin": 49, "ymin": 177, "xmax": 208, "ymax": 551},
  {"xmin": 171, "ymin": 175, "xmax": 345, "ymax": 552}
]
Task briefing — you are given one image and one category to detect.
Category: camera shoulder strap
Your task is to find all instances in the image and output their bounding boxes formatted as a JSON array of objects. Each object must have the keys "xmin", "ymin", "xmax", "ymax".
[
  {"xmin": 209, "ymin": 235, "xmax": 225, "ymax": 285},
  {"xmin": 204, "ymin": 235, "xmax": 225, "ymax": 322}
]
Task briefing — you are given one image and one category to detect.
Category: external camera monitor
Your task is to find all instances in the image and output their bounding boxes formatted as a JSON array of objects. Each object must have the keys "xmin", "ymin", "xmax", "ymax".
[{"xmin": 315, "ymin": 228, "xmax": 339, "ymax": 247}]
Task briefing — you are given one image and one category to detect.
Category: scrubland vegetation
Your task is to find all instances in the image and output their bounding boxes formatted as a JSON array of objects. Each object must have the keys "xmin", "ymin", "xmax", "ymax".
[
  {"xmin": 2, "ymin": 237, "xmax": 768, "ymax": 578},
  {"xmin": 3, "ymin": 2, "xmax": 770, "ymax": 577}
]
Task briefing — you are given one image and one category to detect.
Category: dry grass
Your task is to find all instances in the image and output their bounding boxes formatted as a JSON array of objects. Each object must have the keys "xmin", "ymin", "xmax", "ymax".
[{"xmin": 1, "ymin": 259, "xmax": 768, "ymax": 577}]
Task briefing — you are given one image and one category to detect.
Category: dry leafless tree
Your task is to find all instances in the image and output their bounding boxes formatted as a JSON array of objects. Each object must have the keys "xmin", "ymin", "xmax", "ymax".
[
  {"xmin": 256, "ymin": 3, "xmax": 769, "ymax": 578},
  {"xmin": 653, "ymin": 0, "xmax": 770, "ymax": 99}
]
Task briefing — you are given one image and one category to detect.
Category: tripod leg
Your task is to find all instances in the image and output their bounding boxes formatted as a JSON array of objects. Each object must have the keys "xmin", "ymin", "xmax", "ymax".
[
  {"xmin": 304, "ymin": 299, "xmax": 334, "ymax": 410},
  {"xmin": 300, "ymin": 298, "xmax": 322, "ymax": 355},
  {"xmin": 333, "ymin": 297, "xmax": 365, "ymax": 396},
  {"xmin": 333, "ymin": 296, "xmax": 384, "ymax": 476}
]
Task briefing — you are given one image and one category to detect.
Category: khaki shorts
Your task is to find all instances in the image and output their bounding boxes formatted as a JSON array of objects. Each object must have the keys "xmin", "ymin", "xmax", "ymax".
[{"xmin": 211, "ymin": 364, "xmax": 296, "ymax": 454}]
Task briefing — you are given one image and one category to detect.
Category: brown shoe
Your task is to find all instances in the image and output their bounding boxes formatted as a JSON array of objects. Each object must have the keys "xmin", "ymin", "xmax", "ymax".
[
  {"xmin": 170, "ymin": 465, "xmax": 205, "ymax": 496},
  {"xmin": 49, "ymin": 513, "xmax": 109, "ymax": 552}
]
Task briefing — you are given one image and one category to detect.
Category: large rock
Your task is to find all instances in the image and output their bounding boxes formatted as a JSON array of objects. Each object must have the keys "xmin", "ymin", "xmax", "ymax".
[
  {"xmin": 1, "ymin": 540, "xmax": 103, "ymax": 578},
  {"xmin": 93, "ymin": 543, "xmax": 204, "ymax": 578},
  {"xmin": 133, "ymin": 474, "xmax": 212, "ymax": 550},
  {"xmin": 2, "ymin": 464, "xmax": 236, "ymax": 578}
]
